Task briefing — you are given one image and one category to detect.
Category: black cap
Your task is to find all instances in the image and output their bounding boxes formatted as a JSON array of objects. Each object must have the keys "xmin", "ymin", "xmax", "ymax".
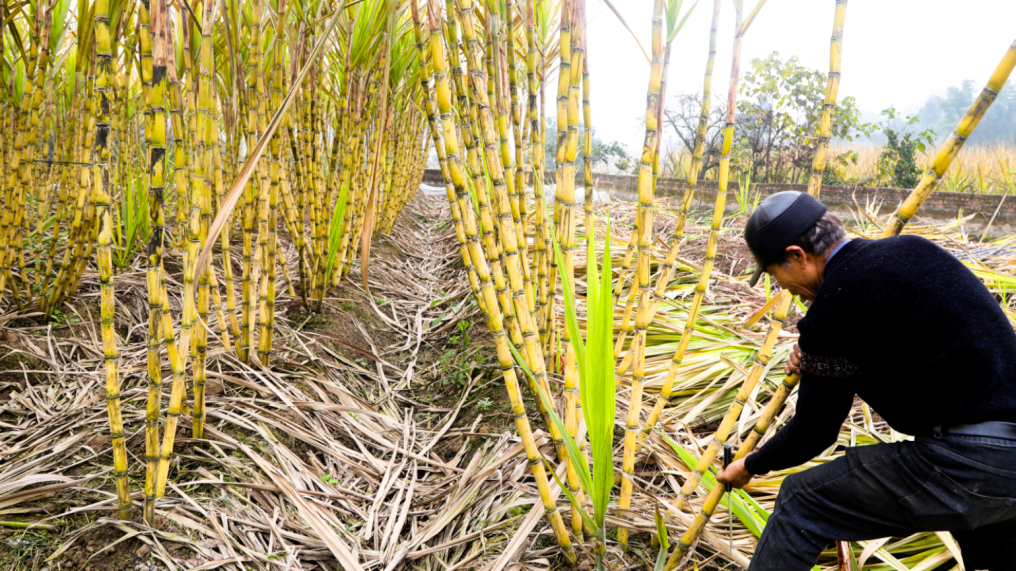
[{"xmin": 744, "ymin": 191, "xmax": 828, "ymax": 287}]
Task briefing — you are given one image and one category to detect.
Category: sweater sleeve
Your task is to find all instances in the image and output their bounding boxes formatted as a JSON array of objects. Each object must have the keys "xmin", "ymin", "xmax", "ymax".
[{"xmin": 744, "ymin": 373, "xmax": 854, "ymax": 475}]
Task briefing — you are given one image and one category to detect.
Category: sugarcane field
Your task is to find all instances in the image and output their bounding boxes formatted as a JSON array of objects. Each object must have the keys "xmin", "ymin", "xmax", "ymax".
[{"xmin": 6, "ymin": 0, "xmax": 1016, "ymax": 568}]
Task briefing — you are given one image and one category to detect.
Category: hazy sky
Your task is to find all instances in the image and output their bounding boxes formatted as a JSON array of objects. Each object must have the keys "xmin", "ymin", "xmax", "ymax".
[{"xmin": 576, "ymin": 0, "xmax": 1016, "ymax": 153}]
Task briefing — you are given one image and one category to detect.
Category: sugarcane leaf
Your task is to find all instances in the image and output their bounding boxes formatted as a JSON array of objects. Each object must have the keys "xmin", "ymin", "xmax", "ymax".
[
  {"xmin": 599, "ymin": 0, "xmax": 649, "ymax": 64},
  {"xmin": 324, "ymin": 180, "xmax": 351, "ymax": 287},
  {"xmin": 587, "ymin": 220, "xmax": 615, "ymax": 529},
  {"xmin": 738, "ymin": 0, "xmax": 768, "ymax": 37},
  {"xmin": 654, "ymin": 505, "xmax": 670, "ymax": 551},
  {"xmin": 542, "ymin": 455, "xmax": 597, "ymax": 533},
  {"xmin": 736, "ymin": 488, "xmax": 770, "ymax": 523},
  {"xmin": 506, "ymin": 340, "xmax": 594, "ymax": 500},
  {"xmin": 659, "ymin": 432, "xmax": 765, "ymax": 536},
  {"xmin": 666, "ymin": 0, "xmax": 698, "ymax": 44},
  {"xmin": 653, "ymin": 506, "xmax": 671, "ymax": 571}
]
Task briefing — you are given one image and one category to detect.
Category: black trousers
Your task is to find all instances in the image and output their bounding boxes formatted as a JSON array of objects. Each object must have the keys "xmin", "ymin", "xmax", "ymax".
[{"xmin": 747, "ymin": 434, "xmax": 1016, "ymax": 570}]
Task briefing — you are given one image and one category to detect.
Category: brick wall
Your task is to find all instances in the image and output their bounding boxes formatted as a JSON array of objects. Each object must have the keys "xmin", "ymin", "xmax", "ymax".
[{"xmin": 421, "ymin": 169, "xmax": 1015, "ymax": 231}]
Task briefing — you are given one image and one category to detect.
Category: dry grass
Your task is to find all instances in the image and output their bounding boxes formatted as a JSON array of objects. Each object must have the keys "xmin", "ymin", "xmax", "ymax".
[
  {"xmin": 0, "ymin": 195, "xmax": 550, "ymax": 571},
  {"xmin": 830, "ymin": 142, "xmax": 1016, "ymax": 194},
  {"xmin": 658, "ymin": 142, "xmax": 1016, "ymax": 194}
]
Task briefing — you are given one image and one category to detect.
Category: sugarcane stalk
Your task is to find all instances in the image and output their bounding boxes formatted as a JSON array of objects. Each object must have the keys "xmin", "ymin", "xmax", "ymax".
[
  {"xmin": 425, "ymin": 1, "xmax": 575, "ymax": 560},
  {"xmin": 93, "ymin": 0, "xmax": 132, "ymax": 520},
  {"xmin": 883, "ymin": 39, "xmax": 1016, "ymax": 237},
  {"xmin": 665, "ymin": 370, "xmax": 802, "ymax": 569},
  {"xmin": 618, "ymin": 0, "xmax": 666, "ymax": 550},
  {"xmin": 807, "ymin": 0, "xmax": 847, "ymax": 198}
]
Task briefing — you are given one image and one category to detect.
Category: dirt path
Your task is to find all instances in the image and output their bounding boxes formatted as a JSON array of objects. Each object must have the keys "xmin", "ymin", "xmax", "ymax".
[{"xmin": 0, "ymin": 195, "xmax": 550, "ymax": 571}]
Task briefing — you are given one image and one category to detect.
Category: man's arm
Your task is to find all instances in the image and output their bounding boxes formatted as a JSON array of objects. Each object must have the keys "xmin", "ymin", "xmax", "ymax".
[{"xmin": 741, "ymin": 371, "xmax": 854, "ymax": 476}]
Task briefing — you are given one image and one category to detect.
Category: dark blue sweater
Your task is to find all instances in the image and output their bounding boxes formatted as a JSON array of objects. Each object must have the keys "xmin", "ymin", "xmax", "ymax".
[{"xmin": 745, "ymin": 235, "xmax": 1016, "ymax": 475}]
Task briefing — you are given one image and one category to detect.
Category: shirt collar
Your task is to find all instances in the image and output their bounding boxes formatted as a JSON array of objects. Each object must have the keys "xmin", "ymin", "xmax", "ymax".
[{"xmin": 826, "ymin": 238, "xmax": 851, "ymax": 263}]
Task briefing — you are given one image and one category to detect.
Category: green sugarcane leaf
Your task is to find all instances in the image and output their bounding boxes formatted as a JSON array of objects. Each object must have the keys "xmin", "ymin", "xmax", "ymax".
[
  {"xmin": 542, "ymin": 455, "xmax": 597, "ymax": 533},
  {"xmin": 736, "ymin": 488, "xmax": 771, "ymax": 523},
  {"xmin": 507, "ymin": 340, "xmax": 594, "ymax": 500},
  {"xmin": 324, "ymin": 179, "xmax": 351, "ymax": 286},
  {"xmin": 669, "ymin": 0, "xmax": 699, "ymax": 43},
  {"xmin": 587, "ymin": 221, "xmax": 615, "ymax": 529},
  {"xmin": 654, "ymin": 505, "xmax": 670, "ymax": 551}
]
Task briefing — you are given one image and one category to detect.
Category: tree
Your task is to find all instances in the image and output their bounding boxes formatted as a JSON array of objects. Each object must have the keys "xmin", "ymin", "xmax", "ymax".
[
  {"xmin": 733, "ymin": 52, "xmax": 869, "ymax": 183},
  {"xmin": 873, "ymin": 107, "xmax": 936, "ymax": 189},
  {"xmin": 661, "ymin": 93, "xmax": 726, "ymax": 179},
  {"xmin": 543, "ymin": 119, "xmax": 631, "ymax": 172},
  {"xmin": 919, "ymin": 80, "xmax": 1016, "ymax": 144}
]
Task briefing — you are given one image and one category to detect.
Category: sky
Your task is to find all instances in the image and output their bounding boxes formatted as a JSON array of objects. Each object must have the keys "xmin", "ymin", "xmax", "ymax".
[{"xmin": 576, "ymin": 0, "xmax": 1016, "ymax": 153}]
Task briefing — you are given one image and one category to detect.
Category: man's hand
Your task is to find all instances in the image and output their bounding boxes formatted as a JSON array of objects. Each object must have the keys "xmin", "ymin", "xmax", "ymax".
[
  {"xmin": 785, "ymin": 343, "xmax": 802, "ymax": 375},
  {"xmin": 716, "ymin": 457, "xmax": 754, "ymax": 489}
]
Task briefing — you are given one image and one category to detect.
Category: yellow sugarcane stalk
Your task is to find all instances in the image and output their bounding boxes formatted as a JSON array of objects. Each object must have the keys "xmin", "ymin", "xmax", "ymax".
[
  {"xmin": 883, "ymin": 39, "xmax": 1016, "ymax": 238},
  {"xmin": 618, "ymin": 0, "xmax": 666, "ymax": 550},
  {"xmin": 807, "ymin": 0, "xmax": 847, "ymax": 198},
  {"xmin": 525, "ymin": 0, "xmax": 552, "ymax": 348},
  {"xmin": 548, "ymin": 0, "xmax": 588, "ymax": 540},
  {"xmin": 93, "ymin": 0, "xmax": 131, "ymax": 520},
  {"xmin": 615, "ymin": 35, "xmax": 676, "ymax": 366},
  {"xmin": 424, "ymin": 2, "xmax": 575, "ymax": 560},
  {"xmin": 155, "ymin": 0, "xmax": 207, "ymax": 496},
  {"xmin": 666, "ymin": 292, "xmax": 791, "ymax": 511},
  {"xmin": 665, "ymin": 373, "xmax": 804, "ymax": 570},
  {"xmin": 616, "ymin": 0, "xmax": 720, "ymax": 371},
  {"xmin": 457, "ymin": 0, "xmax": 568, "ymax": 462},
  {"xmin": 142, "ymin": 0, "xmax": 171, "ymax": 524},
  {"xmin": 410, "ymin": 0, "xmax": 484, "ymax": 313}
]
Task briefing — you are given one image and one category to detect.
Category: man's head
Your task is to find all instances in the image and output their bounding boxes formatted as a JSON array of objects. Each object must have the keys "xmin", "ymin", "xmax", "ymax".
[{"xmin": 745, "ymin": 191, "xmax": 846, "ymax": 301}]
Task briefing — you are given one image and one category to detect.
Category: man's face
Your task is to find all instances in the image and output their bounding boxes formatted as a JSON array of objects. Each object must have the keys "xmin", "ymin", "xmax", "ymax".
[{"xmin": 763, "ymin": 246, "xmax": 823, "ymax": 302}]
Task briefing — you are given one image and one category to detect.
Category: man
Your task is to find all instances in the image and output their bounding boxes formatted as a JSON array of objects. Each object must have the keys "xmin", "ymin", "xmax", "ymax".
[{"xmin": 715, "ymin": 191, "xmax": 1016, "ymax": 571}]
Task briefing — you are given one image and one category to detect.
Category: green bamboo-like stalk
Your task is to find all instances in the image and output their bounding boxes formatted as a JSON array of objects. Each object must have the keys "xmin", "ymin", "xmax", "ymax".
[
  {"xmin": 883, "ymin": 39, "xmax": 1016, "ymax": 237},
  {"xmin": 618, "ymin": 0, "xmax": 665, "ymax": 550},
  {"xmin": 806, "ymin": 0, "xmax": 847, "ymax": 198},
  {"xmin": 426, "ymin": 1, "xmax": 575, "ymax": 560},
  {"xmin": 93, "ymin": 0, "xmax": 132, "ymax": 521}
]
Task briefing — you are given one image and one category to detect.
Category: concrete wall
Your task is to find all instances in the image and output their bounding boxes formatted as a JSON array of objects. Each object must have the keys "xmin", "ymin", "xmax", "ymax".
[{"xmin": 421, "ymin": 169, "xmax": 1015, "ymax": 232}]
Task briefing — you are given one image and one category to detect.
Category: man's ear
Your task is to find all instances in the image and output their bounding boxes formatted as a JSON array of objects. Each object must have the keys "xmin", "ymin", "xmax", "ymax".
[{"xmin": 784, "ymin": 245, "xmax": 806, "ymax": 265}]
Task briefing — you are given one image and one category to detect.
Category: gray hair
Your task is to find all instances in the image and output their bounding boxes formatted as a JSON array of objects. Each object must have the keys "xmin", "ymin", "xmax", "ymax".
[{"xmin": 777, "ymin": 213, "xmax": 846, "ymax": 266}]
